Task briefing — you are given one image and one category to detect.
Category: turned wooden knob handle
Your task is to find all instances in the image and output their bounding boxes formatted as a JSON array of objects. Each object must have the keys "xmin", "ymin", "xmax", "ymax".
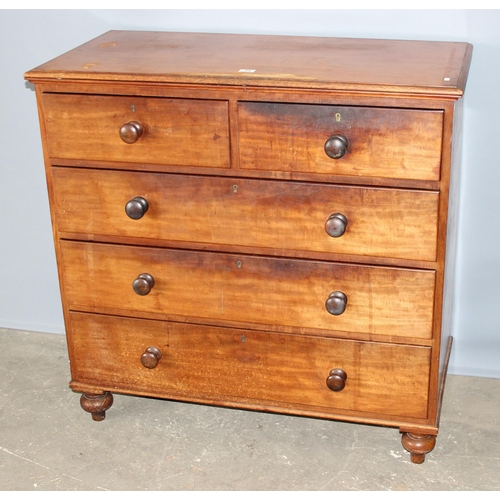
[
  {"xmin": 325, "ymin": 291, "xmax": 348, "ymax": 316},
  {"xmin": 326, "ymin": 368, "xmax": 347, "ymax": 392},
  {"xmin": 325, "ymin": 213, "xmax": 348, "ymax": 238},
  {"xmin": 119, "ymin": 120, "xmax": 143, "ymax": 144},
  {"xmin": 125, "ymin": 196, "xmax": 149, "ymax": 220},
  {"xmin": 324, "ymin": 134, "xmax": 348, "ymax": 159},
  {"xmin": 141, "ymin": 346, "xmax": 162, "ymax": 369},
  {"xmin": 132, "ymin": 273, "xmax": 155, "ymax": 296}
]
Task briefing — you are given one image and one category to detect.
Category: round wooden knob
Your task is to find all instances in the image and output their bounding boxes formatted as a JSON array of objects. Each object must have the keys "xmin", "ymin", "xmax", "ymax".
[
  {"xmin": 132, "ymin": 273, "xmax": 155, "ymax": 296},
  {"xmin": 324, "ymin": 134, "xmax": 348, "ymax": 159},
  {"xmin": 326, "ymin": 368, "xmax": 347, "ymax": 392},
  {"xmin": 141, "ymin": 346, "xmax": 162, "ymax": 369},
  {"xmin": 325, "ymin": 213, "xmax": 348, "ymax": 237},
  {"xmin": 125, "ymin": 196, "xmax": 149, "ymax": 220},
  {"xmin": 119, "ymin": 120, "xmax": 143, "ymax": 144},
  {"xmin": 325, "ymin": 291, "xmax": 348, "ymax": 316}
]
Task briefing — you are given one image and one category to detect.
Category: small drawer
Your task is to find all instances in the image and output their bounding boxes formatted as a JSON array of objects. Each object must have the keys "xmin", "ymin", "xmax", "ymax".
[
  {"xmin": 68, "ymin": 312, "xmax": 431, "ymax": 420},
  {"xmin": 60, "ymin": 241, "xmax": 436, "ymax": 340},
  {"xmin": 42, "ymin": 93, "xmax": 230, "ymax": 168},
  {"xmin": 52, "ymin": 167, "xmax": 439, "ymax": 262},
  {"xmin": 238, "ymin": 102, "xmax": 443, "ymax": 181}
]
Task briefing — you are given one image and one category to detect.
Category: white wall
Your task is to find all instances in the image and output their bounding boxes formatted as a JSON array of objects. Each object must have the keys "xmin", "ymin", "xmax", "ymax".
[{"xmin": 1, "ymin": 9, "xmax": 499, "ymax": 378}]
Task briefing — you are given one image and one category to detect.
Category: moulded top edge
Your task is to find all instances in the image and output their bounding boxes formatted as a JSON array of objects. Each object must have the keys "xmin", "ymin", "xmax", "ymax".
[{"xmin": 24, "ymin": 30, "xmax": 473, "ymax": 97}]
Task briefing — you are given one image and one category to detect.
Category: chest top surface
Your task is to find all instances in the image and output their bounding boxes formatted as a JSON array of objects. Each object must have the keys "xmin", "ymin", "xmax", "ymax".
[{"xmin": 25, "ymin": 30, "xmax": 472, "ymax": 97}]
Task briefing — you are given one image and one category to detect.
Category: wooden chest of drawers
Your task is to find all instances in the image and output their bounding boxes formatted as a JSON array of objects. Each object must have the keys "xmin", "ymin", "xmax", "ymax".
[{"xmin": 25, "ymin": 31, "xmax": 472, "ymax": 464}]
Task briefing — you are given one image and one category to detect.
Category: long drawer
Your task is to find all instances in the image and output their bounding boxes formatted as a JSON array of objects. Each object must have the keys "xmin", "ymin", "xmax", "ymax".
[
  {"xmin": 52, "ymin": 167, "xmax": 439, "ymax": 262},
  {"xmin": 41, "ymin": 93, "xmax": 230, "ymax": 168},
  {"xmin": 68, "ymin": 312, "xmax": 431, "ymax": 420},
  {"xmin": 60, "ymin": 241, "xmax": 436, "ymax": 339},
  {"xmin": 238, "ymin": 102, "xmax": 443, "ymax": 181}
]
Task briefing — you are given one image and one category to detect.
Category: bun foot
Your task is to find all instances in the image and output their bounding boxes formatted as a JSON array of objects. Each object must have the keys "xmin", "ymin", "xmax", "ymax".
[
  {"xmin": 401, "ymin": 432, "xmax": 436, "ymax": 464},
  {"xmin": 80, "ymin": 392, "xmax": 114, "ymax": 421}
]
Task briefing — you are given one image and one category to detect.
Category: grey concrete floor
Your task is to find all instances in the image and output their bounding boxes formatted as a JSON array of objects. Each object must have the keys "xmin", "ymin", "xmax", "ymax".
[{"xmin": 0, "ymin": 327, "xmax": 499, "ymax": 491}]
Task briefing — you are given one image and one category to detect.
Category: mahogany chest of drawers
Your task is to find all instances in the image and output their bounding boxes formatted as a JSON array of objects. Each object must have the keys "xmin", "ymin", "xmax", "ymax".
[{"xmin": 25, "ymin": 31, "xmax": 472, "ymax": 463}]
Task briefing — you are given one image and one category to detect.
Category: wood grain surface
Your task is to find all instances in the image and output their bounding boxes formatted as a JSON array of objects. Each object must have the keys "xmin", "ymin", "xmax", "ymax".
[
  {"xmin": 59, "ymin": 240, "xmax": 436, "ymax": 339},
  {"xmin": 68, "ymin": 312, "xmax": 431, "ymax": 420}
]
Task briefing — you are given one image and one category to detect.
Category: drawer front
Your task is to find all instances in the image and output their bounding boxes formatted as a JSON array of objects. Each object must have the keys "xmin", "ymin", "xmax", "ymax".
[
  {"xmin": 52, "ymin": 167, "xmax": 439, "ymax": 262},
  {"xmin": 60, "ymin": 241, "xmax": 436, "ymax": 339},
  {"xmin": 42, "ymin": 93, "xmax": 230, "ymax": 168},
  {"xmin": 68, "ymin": 312, "xmax": 431, "ymax": 420},
  {"xmin": 238, "ymin": 102, "xmax": 443, "ymax": 181}
]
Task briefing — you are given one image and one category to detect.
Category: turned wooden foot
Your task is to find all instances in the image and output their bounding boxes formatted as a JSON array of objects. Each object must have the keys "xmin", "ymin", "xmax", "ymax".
[
  {"xmin": 401, "ymin": 432, "xmax": 436, "ymax": 464},
  {"xmin": 80, "ymin": 392, "xmax": 114, "ymax": 421}
]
